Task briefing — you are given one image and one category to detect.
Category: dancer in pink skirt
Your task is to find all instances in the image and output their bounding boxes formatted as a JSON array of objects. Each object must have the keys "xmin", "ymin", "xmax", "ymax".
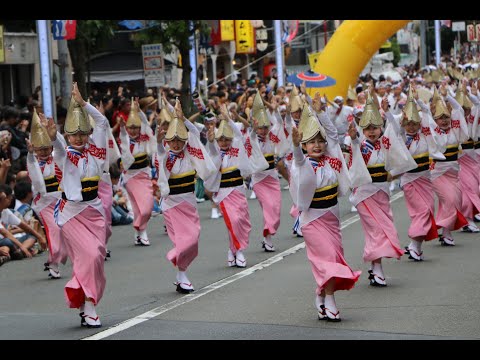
[
  {"xmin": 452, "ymin": 83, "xmax": 480, "ymax": 233},
  {"xmin": 27, "ymin": 110, "xmax": 67, "ymax": 278},
  {"xmin": 45, "ymin": 83, "xmax": 108, "ymax": 328},
  {"xmin": 416, "ymin": 84, "xmax": 470, "ymax": 246},
  {"xmin": 157, "ymin": 100, "xmax": 216, "ymax": 293},
  {"xmin": 290, "ymin": 95, "xmax": 361, "ymax": 322},
  {"xmin": 118, "ymin": 98, "xmax": 156, "ymax": 246},
  {"xmin": 204, "ymin": 105, "xmax": 267, "ymax": 268},
  {"xmin": 89, "ymin": 100, "xmax": 120, "ymax": 259},
  {"xmin": 383, "ymin": 86, "xmax": 444, "ymax": 261},
  {"xmin": 283, "ymin": 86, "xmax": 305, "ymax": 237},
  {"xmin": 466, "ymin": 81, "xmax": 480, "ymax": 222},
  {"xmin": 348, "ymin": 90, "xmax": 416, "ymax": 286},
  {"xmin": 249, "ymin": 91, "xmax": 289, "ymax": 252}
]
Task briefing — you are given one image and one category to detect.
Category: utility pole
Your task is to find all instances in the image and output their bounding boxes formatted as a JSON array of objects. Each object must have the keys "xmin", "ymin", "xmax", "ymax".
[
  {"xmin": 274, "ymin": 20, "xmax": 284, "ymax": 87},
  {"xmin": 420, "ymin": 20, "xmax": 427, "ymax": 68},
  {"xmin": 57, "ymin": 39, "xmax": 71, "ymax": 110},
  {"xmin": 188, "ymin": 21, "xmax": 197, "ymax": 94},
  {"xmin": 435, "ymin": 20, "xmax": 441, "ymax": 66},
  {"xmin": 36, "ymin": 20, "xmax": 56, "ymax": 121}
]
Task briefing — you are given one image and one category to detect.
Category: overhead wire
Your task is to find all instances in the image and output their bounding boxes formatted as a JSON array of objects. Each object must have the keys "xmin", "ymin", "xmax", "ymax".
[{"xmin": 207, "ymin": 21, "xmax": 328, "ymax": 88}]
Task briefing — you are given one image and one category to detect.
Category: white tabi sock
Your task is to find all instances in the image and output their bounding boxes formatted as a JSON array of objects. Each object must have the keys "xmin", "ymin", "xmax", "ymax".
[
  {"xmin": 442, "ymin": 228, "xmax": 452, "ymax": 239},
  {"xmin": 324, "ymin": 294, "xmax": 338, "ymax": 314},
  {"xmin": 264, "ymin": 234, "xmax": 273, "ymax": 247},
  {"xmin": 372, "ymin": 262, "xmax": 385, "ymax": 279},
  {"xmin": 84, "ymin": 301, "xmax": 97, "ymax": 318},
  {"xmin": 411, "ymin": 239, "xmax": 422, "ymax": 252}
]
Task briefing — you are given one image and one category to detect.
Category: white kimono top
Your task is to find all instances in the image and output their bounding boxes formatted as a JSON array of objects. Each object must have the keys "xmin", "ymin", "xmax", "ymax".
[
  {"xmin": 52, "ymin": 103, "xmax": 108, "ymax": 227},
  {"xmin": 118, "ymin": 110, "xmax": 157, "ymax": 183},
  {"xmin": 157, "ymin": 120, "xmax": 217, "ymax": 212},
  {"xmin": 290, "ymin": 107, "xmax": 354, "ymax": 228},
  {"xmin": 204, "ymin": 119, "xmax": 265, "ymax": 204},
  {"xmin": 348, "ymin": 117, "xmax": 417, "ymax": 206},
  {"xmin": 417, "ymin": 95, "xmax": 469, "ymax": 180},
  {"xmin": 27, "ymin": 145, "xmax": 64, "ymax": 214}
]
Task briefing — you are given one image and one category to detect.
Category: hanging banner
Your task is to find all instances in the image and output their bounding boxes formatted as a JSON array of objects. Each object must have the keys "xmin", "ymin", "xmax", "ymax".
[
  {"xmin": 256, "ymin": 27, "xmax": 268, "ymax": 52},
  {"xmin": 0, "ymin": 25, "xmax": 4, "ymax": 63},
  {"xmin": 467, "ymin": 24, "xmax": 477, "ymax": 42},
  {"xmin": 235, "ymin": 20, "xmax": 256, "ymax": 54},
  {"xmin": 282, "ymin": 20, "xmax": 299, "ymax": 43},
  {"xmin": 51, "ymin": 20, "xmax": 77, "ymax": 40},
  {"xmin": 220, "ymin": 20, "xmax": 235, "ymax": 41}
]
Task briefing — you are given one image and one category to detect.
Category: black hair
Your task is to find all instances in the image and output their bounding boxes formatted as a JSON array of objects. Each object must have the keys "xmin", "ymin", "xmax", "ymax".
[
  {"xmin": 18, "ymin": 95, "xmax": 29, "ymax": 108},
  {"xmin": 5, "ymin": 171, "xmax": 16, "ymax": 188},
  {"xmin": 3, "ymin": 106, "xmax": 20, "ymax": 121},
  {"xmin": 14, "ymin": 181, "xmax": 32, "ymax": 201},
  {"xmin": 0, "ymin": 183, "xmax": 12, "ymax": 196},
  {"xmin": 119, "ymin": 98, "xmax": 131, "ymax": 109},
  {"xmin": 109, "ymin": 163, "xmax": 122, "ymax": 180},
  {"xmin": 56, "ymin": 106, "xmax": 67, "ymax": 119}
]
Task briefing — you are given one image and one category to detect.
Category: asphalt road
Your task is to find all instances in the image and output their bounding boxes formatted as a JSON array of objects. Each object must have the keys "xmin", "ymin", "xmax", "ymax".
[{"xmin": 1, "ymin": 180, "xmax": 479, "ymax": 340}]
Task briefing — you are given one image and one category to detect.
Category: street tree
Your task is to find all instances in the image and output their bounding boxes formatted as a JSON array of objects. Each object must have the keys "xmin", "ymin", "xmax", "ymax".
[
  {"xmin": 133, "ymin": 20, "xmax": 209, "ymax": 114},
  {"xmin": 67, "ymin": 20, "xmax": 118, "ymax": 97}
]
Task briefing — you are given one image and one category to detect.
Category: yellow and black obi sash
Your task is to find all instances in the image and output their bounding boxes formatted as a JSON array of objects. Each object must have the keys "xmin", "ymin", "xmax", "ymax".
[
  {"xmin": 264, "ymin": 153, "xmax": 275, "ymax": 170},
  {"xmin": 475, "ymin": 139, "xmax": 480, "ymax": 149},
  {"xmin": 408, "ymin": 152, "xmax": 430, "ymax": 173},
  {"xmin": 61, "ymin": 176, "xmax": 99, "ymax": 202},
  {"xmin": 435, "ymin": 144, "xmax": 459, "ymax": 162},
  {"xmin": 461, "ymin": 138, "xmax": 475, "ymax": 150},
  {"xmin": 168, "ymin": 170, "xmax": 196, "ymax": 195},
  {"xmin": 220, "ymin": 166, "xmax": 243, "ymax": 188},
  {"xmin": 44, "ymin": 175, "xmax": 59, "ymax": 193},
  {"xmin": 129, "ymin": 152, "xmax": 149, "ymax": 170},
  {"xmin": 367, "ymin": 164, "xmax": 388, "ymax": 182},
  {"xmin": 310, "ymin": 183, "xmax": 338, "ymax": 209}
]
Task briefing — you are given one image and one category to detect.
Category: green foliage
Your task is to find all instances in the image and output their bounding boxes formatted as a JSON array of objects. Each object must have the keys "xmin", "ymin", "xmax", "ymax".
[
  {"xmin": 67, "ymin": 20, "xmax": 118, "ymax": 96},
  {"xmin": 131, "ymin": 20, "xmax": 207, "ymax": 54},
  {"xmin": 74, "ymin": 20, "xmax": 118, "ymax": 51},
  {"xmin": 390, "ymin": 36, "xmax": 401, "ymax": 67},
  {"xmin": 130, "ymin": 20, "xmax": 210, "ymax": 114}
]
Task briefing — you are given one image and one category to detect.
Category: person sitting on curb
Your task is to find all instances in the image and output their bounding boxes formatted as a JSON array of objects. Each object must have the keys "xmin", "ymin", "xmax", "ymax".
[{"xmin": 0, "ymin": 183, "xmax": 46, "ymax": 261}]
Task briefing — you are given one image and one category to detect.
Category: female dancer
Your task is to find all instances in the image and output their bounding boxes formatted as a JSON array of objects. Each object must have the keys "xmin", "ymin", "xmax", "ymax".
[
  {"xmin": 290, "ymin": 97, "xmax": 361, "ymax": 322},
  {"xmin": 157, "ymin": 100, "xmax": 216, "ymax": 293},
  {"xmin": 45, "ymin": 83, "xmax": 108, "ymax": 328},
  {"xmin": 27, "ymin": 110, "xmax": 67, "ymax": 278},
  {"xmin": 382, "ymin": 87, "xmax": 443, "ymax": 260},
  {"xmin": 416, "ymin": 85, "xmax": 470, "ymax": 246},
  {"xmin": 249, "ymin": 92, "xmax": 289, "ymax": 252},
  {"xmin": 118, "ymin": 99, "xmax": 157, "ymax": 245},
  {"xmin": 348, "ymin": 90, "xmax": 416, "ymax": 286},
  {"xmin": 204, "ymin": 105, "xmax": 266, "ymax": 268}
]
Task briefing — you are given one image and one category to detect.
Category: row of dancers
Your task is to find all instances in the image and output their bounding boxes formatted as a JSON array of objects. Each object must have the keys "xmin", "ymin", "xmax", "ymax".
[{"xmin": 24, "ymin": 76, "xmax": 480, "ymax": 327}]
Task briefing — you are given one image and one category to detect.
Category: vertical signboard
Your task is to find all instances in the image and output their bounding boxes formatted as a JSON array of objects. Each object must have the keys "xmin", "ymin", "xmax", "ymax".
[
  {"xmin": 220, "ymin": 20, "xmax": 235, "ymax": 41},
  {"xmin": 142, "ymin": 44, "xmax": 165, "ymax": 88},
  {"xmin": 235, "ymin": 20, "xmax": 256, "ymax": 54}
]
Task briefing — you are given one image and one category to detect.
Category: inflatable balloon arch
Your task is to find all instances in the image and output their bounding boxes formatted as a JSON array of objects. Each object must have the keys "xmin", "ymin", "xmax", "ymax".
[{"xmin": 308, "ymin": 20, "xmax": 410, "ymax": 99}]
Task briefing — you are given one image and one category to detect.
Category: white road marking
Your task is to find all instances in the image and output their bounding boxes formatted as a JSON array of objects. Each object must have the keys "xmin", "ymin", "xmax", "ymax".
[{"xmin": 83, "ymin": 192, "xmax": 404, "ymax": 340}]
